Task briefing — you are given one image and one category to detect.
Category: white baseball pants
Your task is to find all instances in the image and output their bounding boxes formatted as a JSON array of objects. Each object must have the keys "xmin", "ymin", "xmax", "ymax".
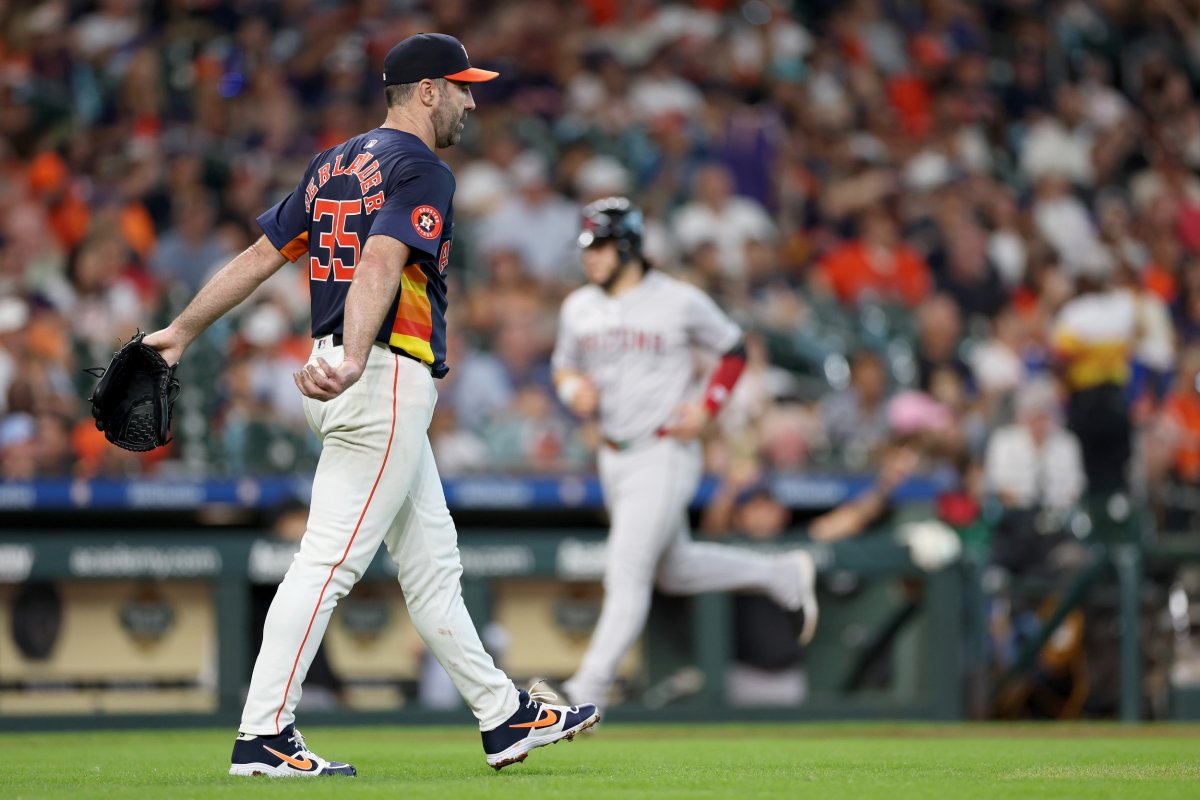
[
  {"xmin": 564, "ymin": 438, "xmax": 799, "ymax": 706},
  {"xmin": 239, "ymin": 338, "xmax": 519, "ymax": 734}
]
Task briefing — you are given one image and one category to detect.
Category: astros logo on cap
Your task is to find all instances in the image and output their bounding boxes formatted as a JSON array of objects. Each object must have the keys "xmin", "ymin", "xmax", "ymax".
[{"xmin": 412, "ymin": 206, "xmax": 443, "ymax": 239}]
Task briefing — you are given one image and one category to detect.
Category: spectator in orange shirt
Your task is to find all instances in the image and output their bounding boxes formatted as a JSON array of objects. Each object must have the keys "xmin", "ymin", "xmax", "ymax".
[
  {"xmin": 27, "ymin": 151, "xmax": 90, "ymax": 251},
  {"xmin": 816, "ymin": 203, "xmax": 932, "ymax": 308}
]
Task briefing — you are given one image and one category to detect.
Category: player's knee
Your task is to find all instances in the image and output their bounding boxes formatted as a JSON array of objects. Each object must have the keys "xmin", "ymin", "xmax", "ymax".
[
  {"xmin": 603, "ymin": 562, "xmax": 655, "ymax": 594},
  {"xmin": 654, "ymin": 568, "xmax": 688, "ymax": 595},
  {"xmin": 294, "ymin": 548, "xmax": 367, "ymax": 590},
  {"xmin": 654, "ymin": 552, "xmax": 697, "ymax": 595}
]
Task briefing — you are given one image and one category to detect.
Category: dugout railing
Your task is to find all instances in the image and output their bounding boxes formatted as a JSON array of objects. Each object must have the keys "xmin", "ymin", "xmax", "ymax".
[
  {"xmin": 0, "ymin": 529, "xmax": 968, "ymax": 731},
  {"xmin": 6, "ymin": 488, "xmax": 1198, "ymax": 730}
]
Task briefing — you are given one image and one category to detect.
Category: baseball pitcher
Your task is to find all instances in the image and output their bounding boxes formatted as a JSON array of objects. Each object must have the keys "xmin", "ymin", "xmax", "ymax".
[{"xmin": 144, "ymin": 33, "xmax": 598, "ymax": 777}]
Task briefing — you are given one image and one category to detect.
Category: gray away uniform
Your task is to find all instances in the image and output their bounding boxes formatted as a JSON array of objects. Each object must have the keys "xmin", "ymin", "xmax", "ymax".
[{"xmin": 552, "ymin": 271, "xmax": 805, "ymax": 706}]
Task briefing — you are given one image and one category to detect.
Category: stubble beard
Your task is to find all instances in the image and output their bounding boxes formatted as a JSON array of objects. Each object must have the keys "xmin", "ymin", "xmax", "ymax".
[{"xmin": 434, "ymin": 100, "xmax": 465, "ymax": 148}]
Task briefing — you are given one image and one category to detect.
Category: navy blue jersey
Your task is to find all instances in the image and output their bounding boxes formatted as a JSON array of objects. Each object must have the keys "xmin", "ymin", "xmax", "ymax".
[{"xmin": 258, "ymin": 129, "xmax": 455, "ymax": 377}]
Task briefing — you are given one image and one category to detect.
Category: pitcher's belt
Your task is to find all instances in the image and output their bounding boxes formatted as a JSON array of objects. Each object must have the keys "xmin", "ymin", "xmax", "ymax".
[{"xmin": 327, "ymin": 334, "xmax": 428, "ymax": 368}]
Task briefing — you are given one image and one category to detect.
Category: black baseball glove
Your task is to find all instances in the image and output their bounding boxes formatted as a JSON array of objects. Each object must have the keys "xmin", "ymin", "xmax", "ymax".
[{"xmin": 86, "ymin": 331, "xmax": 181, "ymax": 452}]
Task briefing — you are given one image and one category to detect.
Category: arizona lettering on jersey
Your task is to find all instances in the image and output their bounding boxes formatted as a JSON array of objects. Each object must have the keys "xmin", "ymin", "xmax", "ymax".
[
  {"xmin": 580, "ymin": 329, "xmax": 666, "ymax": 357},
  {"xmin": 258, "ymin": 128, "xmax": 455, "ymax": 377}
]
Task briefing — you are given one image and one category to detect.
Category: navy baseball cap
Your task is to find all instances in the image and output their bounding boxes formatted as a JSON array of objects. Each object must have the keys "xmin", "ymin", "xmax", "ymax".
[{"xmin": 382, "ymin": 33, "xmax": 499, "ymax": 85}]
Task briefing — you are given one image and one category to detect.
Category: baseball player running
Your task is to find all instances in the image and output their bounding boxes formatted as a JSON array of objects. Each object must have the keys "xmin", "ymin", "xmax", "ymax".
[
  {"xmin": 144, "ymin": 33, "xmax": 598, "ymax": 777},
  {"xmin": 553, "ymin": 197, "xmax": 819, "ymax": 710}
]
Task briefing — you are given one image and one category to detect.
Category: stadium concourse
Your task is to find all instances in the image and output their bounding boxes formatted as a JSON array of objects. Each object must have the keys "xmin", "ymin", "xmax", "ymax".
[{"xmin": 2, "ymin": 0, "xmax": 1200, "ymax": 730}]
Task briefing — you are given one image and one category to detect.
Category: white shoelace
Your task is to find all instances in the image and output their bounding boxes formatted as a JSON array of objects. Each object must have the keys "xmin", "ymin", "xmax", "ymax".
[
  {"xmin": 526, "ymin": 679, "xmax": 559, "ymax": 706},
  {"xmin": 289, "ymin": 729, "xmax": 310, "ymax": 754}
]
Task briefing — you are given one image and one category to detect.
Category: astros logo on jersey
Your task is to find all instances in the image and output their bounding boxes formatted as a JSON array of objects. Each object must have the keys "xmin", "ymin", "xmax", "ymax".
[{"xmin": 412, "ymin": 205, "xmax": 443, "ymax": 239}]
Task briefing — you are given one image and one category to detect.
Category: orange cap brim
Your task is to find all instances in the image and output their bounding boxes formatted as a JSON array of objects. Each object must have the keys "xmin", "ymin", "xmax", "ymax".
[{"xmin": 444, "ymin": 67, "xmax": 499, "ymax": 82}]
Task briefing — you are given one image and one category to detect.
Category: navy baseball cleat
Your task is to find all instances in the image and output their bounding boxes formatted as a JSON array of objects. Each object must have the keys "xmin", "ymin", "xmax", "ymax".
[
  {"xmin": 482, "ymin": 681, "xmax": 601, "ymax": 770},
  {"xmin": 229, "ymin": 724, "xmax": 356, "ymax": 777}
]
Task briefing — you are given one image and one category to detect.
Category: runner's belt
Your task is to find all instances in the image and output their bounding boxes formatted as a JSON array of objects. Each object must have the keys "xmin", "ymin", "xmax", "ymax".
[{"xmin": 603, "ymin": 428, "xmax": 670, "ymax": 451}]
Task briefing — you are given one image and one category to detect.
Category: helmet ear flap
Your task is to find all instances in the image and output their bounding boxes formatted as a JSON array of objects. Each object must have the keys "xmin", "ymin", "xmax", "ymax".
[{"xmin": 615, "ymin": 238, "xmax": 631, "ymax": 263}]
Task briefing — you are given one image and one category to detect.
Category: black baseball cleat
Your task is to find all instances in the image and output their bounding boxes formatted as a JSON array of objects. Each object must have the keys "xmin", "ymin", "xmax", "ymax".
[
  {"xmin": 482, "ymin": 681, "xmax": 601, "ymax": 770},
  {"xmin": 229, "ymin": 724, "xmax": 356, "ymax": 777}
]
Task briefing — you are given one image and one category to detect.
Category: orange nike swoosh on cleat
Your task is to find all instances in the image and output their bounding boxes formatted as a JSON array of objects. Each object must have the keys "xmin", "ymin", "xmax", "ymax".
[
  {"xmin": 509, "ymin": 707, "xmax": 559, "ymax": 730},
  {"xmin": 264, "ymin": 746, "xmax": 314, "ymax": 770}
]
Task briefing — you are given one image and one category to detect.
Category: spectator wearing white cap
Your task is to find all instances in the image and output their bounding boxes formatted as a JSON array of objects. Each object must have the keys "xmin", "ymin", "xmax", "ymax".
[
  {"xmin": 984, "ymin": 377, "xmax": 1086, "ymax": 575},
  {"xmin": 984, "ymin": 378, "xmax": 1085, "ymax": 512}
]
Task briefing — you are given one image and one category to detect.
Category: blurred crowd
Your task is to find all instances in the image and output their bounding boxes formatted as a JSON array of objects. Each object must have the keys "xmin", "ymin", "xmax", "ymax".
[{"xmin": 2, "ymin": 0, "xmax": 1200, "ymax": 529}]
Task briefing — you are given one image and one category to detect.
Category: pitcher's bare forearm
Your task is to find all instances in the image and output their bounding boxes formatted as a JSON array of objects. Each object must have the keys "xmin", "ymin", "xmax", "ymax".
[
  {"xmin": 341, "ymin": 235, "xmax": 409, "ymax": 368},
  {"xmin": 146, "ymin": 235, "xmax": 288, "ymax": 365},
  {"xmin": 293, "ymin": 235, "xmax": 409, "ymax": 402},
  {"xmin": 168, "ymin": 236, "xmax": 288, "ymax": 347}
]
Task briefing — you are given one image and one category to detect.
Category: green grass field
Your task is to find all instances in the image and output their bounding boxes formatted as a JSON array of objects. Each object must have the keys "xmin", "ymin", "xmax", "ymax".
[{"xmin": 2, "ymin": 724, "xmax": 1199, "ymax": 799}]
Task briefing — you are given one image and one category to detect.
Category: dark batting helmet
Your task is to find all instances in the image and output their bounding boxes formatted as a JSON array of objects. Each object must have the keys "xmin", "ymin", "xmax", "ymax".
[{"xmin": 578, "ymin": 196, "xmax": 644, "ymax": 262}]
